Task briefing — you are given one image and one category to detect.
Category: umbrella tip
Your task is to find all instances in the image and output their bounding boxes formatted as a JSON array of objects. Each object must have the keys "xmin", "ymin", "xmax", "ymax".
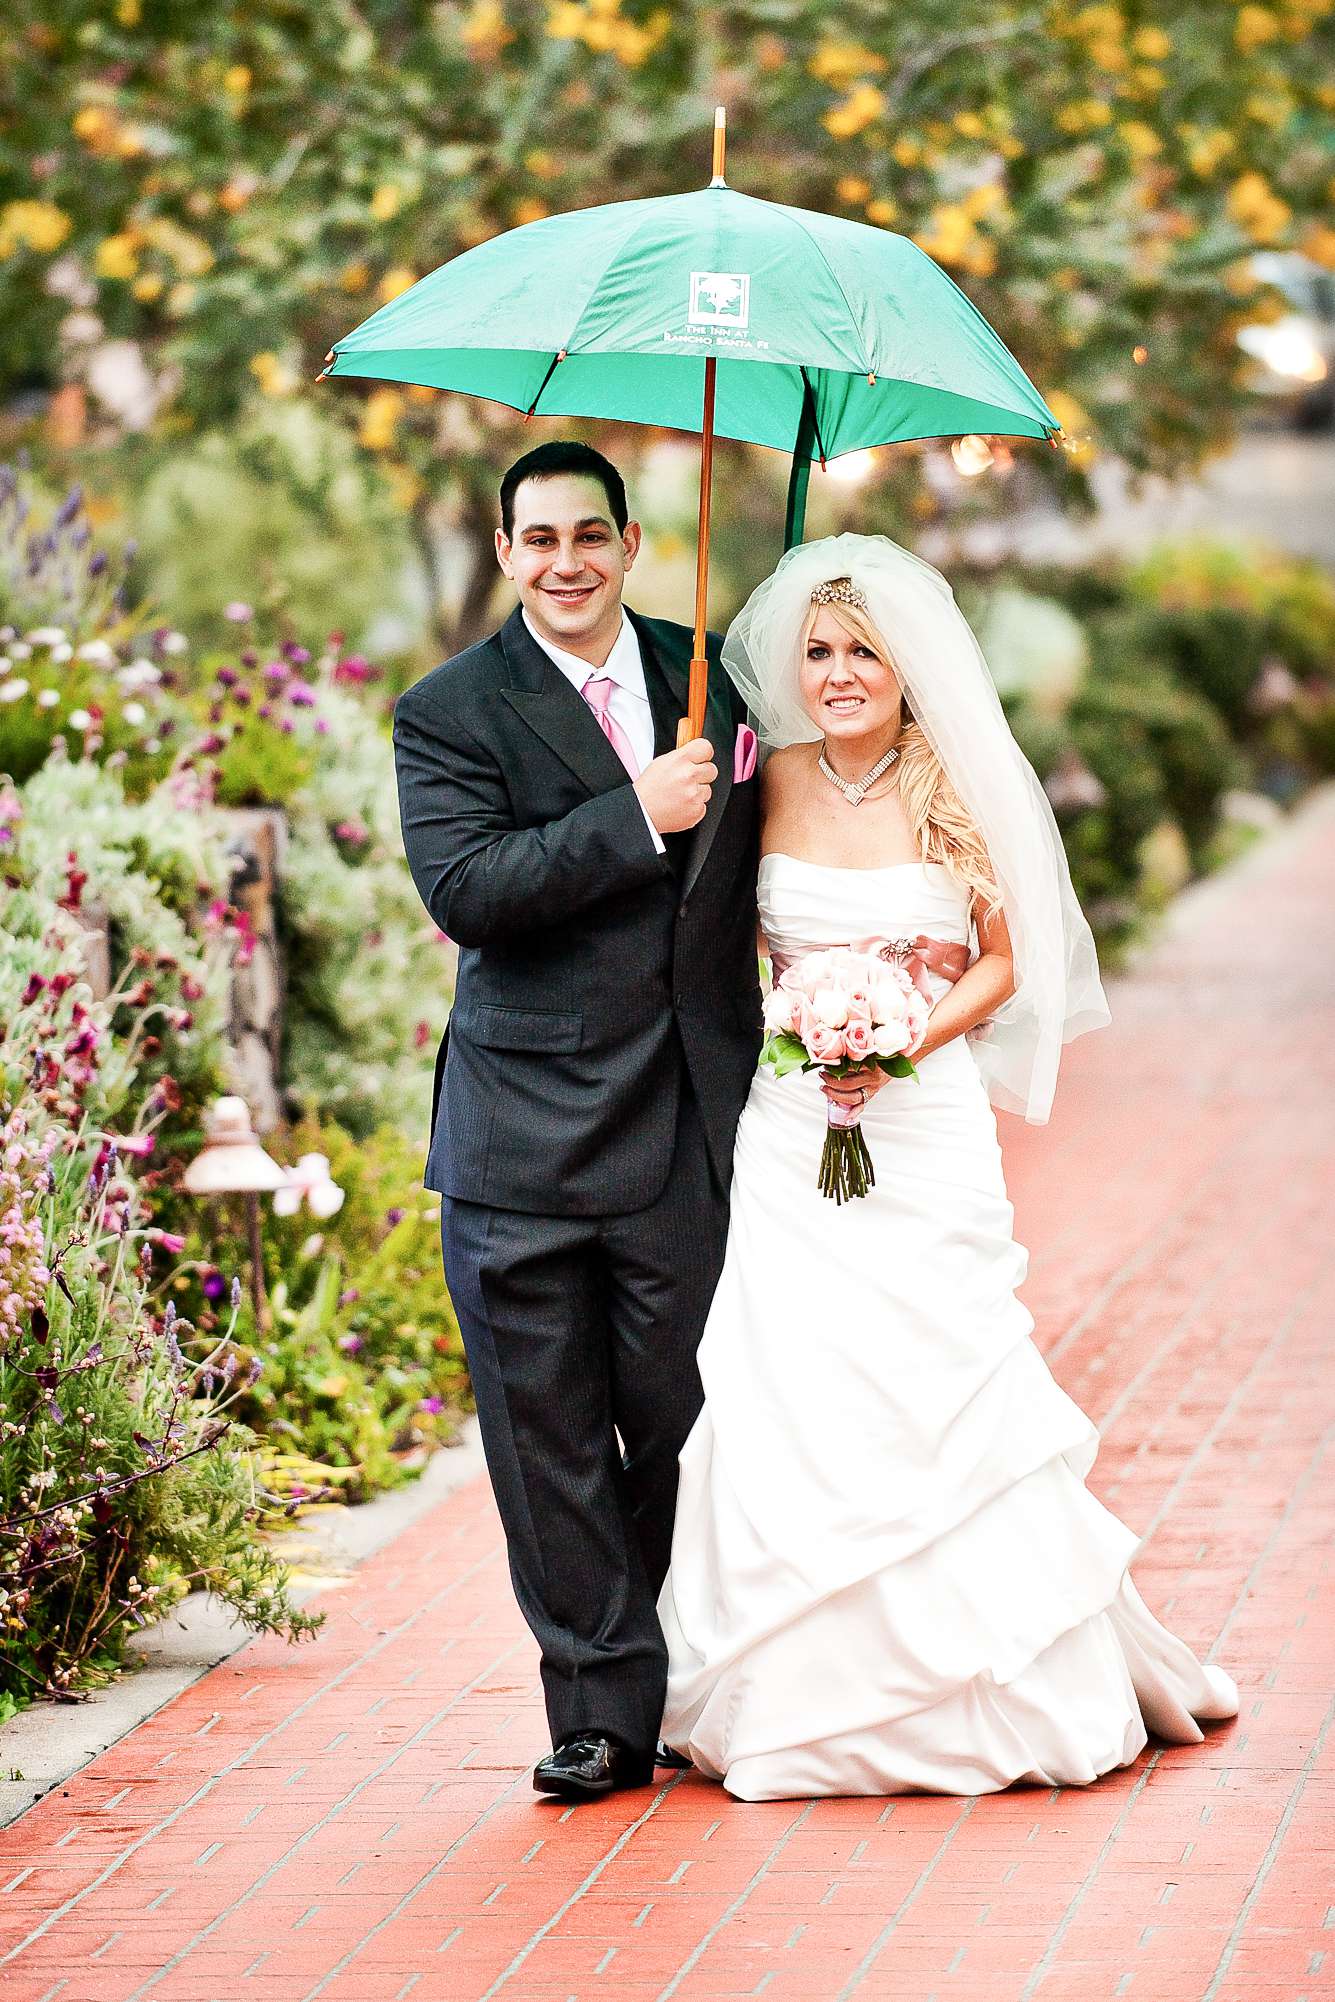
[{"xmin": 710, "ymin": 104, "xmax": 728, "ymax": 188}]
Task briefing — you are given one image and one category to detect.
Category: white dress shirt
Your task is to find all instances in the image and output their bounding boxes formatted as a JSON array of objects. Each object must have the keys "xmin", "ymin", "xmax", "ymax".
[{"xmin": 521, "ymin": 609, "xmax": 666, "ymax": 855}]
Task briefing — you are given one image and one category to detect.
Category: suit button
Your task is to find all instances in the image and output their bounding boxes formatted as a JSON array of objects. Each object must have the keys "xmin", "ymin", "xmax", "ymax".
[
  {"xmin": 674, "ymin": 993, "xmax": 686, "ymax": 1009},
  {"xmin": 678, "ymin": 901, "xmax": 689, "ymax": 920}
]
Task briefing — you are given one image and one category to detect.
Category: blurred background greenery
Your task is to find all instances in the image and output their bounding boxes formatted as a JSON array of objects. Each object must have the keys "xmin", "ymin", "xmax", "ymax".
[{"xmin": 2, "ymin": 0, "xmax": 1333, "ymax": 1701}]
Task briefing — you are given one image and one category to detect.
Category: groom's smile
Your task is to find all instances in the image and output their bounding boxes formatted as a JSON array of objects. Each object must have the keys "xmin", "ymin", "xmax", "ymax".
[{"xmin": 495, "ymin": 470, "xmax": 643, "ymax": 667}]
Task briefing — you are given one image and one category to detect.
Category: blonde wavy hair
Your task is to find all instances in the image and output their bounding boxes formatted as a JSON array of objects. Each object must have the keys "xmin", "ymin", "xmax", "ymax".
[{"xmin": 802, "ymin": 586, "xmax": 1001, "ymax": 914}]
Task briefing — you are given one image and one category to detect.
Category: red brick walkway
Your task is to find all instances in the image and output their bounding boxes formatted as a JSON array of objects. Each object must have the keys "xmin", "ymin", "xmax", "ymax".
[{"xmin": 4, "ymin": 797, "xmax": 1334, "ymax": 2002}]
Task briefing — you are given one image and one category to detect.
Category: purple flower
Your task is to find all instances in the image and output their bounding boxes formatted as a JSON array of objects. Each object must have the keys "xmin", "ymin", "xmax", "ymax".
[
  {"xmin": 418, "ymin": 1395, "xmax": 445, "ymax": 1416},
  {"xmin": 201, "ymin": 1268, "xmax": 225, "ymax": 1301},
  {"xmin": 231, "ymin": 1275, "xmax": 242, "ymax": 1310},
  {"xmin": 385, "ymin": 1206, "xmax": 405, "ymax": 1227},
  {"xmin": 337, "ymin": 1332, "xmax": 363, "ymax": 1354},
  {"xmin": 283, "ymin": 643, "xmax": 311, "ymax": 666},
  {"xmin": 262, "ymin": 660, "xmax": 289, "ymax": 684},
  {"xmin": 224, "ymin": 601, "xmax": 254, "ymax": 623},
  {"xmin": 286, "ymin": 679, "xmax": 316, "ymax": 707}
]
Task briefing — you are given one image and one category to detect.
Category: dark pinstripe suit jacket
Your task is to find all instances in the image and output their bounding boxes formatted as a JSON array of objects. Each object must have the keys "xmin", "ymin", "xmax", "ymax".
[{"xmin": 392, "ymin": 605, "xmax": 762, "ymax": 1216}]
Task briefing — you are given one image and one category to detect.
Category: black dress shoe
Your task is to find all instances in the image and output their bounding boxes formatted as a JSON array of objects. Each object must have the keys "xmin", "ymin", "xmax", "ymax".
[
  {"xmin": 533, "ymin": 1733, "xmax": 655, "ymax": 1800},
  {"xmin": 655, "ymin": 1740, "xmax": 693, "ymax": 1770}
]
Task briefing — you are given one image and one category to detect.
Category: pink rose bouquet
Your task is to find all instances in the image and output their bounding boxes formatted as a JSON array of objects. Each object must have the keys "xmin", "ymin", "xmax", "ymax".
[{"xmin": 760, "ymin": 944, "xmax": 930, "ymax": 1203}]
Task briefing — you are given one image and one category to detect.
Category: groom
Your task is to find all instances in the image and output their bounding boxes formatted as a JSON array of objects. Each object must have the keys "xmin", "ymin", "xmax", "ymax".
[{"xmin": 393, "ymin": 441, "xmax": 761, "ymax": 1799}]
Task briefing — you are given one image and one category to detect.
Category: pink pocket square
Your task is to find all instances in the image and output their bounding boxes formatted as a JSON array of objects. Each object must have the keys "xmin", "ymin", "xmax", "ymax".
[{"xmin": 733, "ymin": 724, "xmax": 758, "ymax": 784}]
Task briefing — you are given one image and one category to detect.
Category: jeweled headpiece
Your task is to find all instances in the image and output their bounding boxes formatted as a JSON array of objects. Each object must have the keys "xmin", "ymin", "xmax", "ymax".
[{"xmin": 810, "ymin": 576, "xmax": 868, "ymax": 610}]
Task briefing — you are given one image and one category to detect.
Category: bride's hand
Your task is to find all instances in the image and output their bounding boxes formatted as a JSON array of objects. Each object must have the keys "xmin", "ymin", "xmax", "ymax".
[{"xmin": 821, "ymin": 1065, "xmax": 890, "ymax": 1109}]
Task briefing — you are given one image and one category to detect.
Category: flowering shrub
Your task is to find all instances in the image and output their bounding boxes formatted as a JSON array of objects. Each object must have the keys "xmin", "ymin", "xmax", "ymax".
[{"xmin": 0, "ymin": 878, "xmax": 318, "ymax": 1703}]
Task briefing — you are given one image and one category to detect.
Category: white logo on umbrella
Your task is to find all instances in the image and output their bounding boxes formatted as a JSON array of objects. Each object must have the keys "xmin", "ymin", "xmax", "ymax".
[{"xmin": 689, "ymin": 271, "xmax": 751, "ymax": 330}]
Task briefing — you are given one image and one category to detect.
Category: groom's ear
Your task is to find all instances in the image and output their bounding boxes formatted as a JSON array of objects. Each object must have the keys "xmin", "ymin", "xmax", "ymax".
[
  {"xmin": 495, "ymin": 526, "xmax": 515, "ymax": 577},
  {"xmin": 621, "ymin": 519, "xmax": 642, "ymax": 570}
]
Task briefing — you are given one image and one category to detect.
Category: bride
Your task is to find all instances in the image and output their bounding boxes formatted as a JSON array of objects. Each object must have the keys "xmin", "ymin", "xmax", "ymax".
[{"xmin": 658, "ymin": 533, "xmax": 1237, "ymax": 1802}]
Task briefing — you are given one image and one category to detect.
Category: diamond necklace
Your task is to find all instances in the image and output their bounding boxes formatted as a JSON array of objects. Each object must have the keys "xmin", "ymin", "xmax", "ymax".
[{"xmin": 818, "ymin": 741, "xmax": 900, "ymax": 806}]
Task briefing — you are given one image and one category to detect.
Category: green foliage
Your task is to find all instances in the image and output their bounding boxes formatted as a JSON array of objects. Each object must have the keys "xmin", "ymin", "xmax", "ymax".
[
  {"xmin": 128, "ymin": 404, "xmax": 422, "ymax": 653},
  {"xmin": 232, "ymin": 1119, "xmax": 466, "ymax": 1500}
]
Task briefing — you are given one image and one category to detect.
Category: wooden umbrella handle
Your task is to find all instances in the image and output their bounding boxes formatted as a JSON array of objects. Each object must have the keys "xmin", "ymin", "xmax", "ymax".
[
  {"xmin": 681, "ymin": 109, "xmax": 727, "ymax": 749},
  {"xmin": 682, "ymin": 354, "xmax": 718, "ymax": 744}
]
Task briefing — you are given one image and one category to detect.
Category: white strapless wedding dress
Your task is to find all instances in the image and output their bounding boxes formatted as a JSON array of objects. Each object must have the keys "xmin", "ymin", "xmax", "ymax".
[{"xmin": 658, "ymin": 856, "xmax": 1237, "ymax": 1801}]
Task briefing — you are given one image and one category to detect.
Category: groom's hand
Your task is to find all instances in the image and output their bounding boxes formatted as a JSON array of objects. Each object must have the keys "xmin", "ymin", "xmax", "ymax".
[{"xmin": 634, "ymin": 738, "xmax": 717, "ymax": 834}]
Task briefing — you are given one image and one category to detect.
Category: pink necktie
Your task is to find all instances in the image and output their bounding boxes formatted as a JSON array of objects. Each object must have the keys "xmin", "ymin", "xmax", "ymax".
[{"xmin": 581, "ymin": 673, "xmax": 641, "ymax": 779}]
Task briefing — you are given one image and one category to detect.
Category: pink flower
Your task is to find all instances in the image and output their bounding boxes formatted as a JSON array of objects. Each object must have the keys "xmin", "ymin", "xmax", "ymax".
[
  {"xmin": 807, "ymin": 1021, "xmax": 845, "ymax": 1064},
  {"xmin": 844, "ymin": 1018, "xmax": 874, "ymax": 1061}
]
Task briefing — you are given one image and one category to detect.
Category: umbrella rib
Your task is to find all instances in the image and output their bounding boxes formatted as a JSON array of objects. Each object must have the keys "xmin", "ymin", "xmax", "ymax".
[
  {"xmin": 780, "ymin": 205, "xmax": 874, "ymax": 378},
  {"xmin": 524, "ymin": 349, "xmax": 566, "ymax": 420}
]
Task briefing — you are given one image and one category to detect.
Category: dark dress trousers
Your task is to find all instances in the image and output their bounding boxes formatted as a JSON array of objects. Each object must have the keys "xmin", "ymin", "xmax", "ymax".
[{"xmin": 392, "ymin": 605, "xmax": 761, "ymax": 1754}]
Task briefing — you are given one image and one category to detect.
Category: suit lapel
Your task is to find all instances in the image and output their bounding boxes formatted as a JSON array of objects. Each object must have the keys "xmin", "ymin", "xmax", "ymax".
[
  {"xmin": 631, "ymin": 611, "xmax": 733, "ymax": 899},
  {"xmin": 499, "ymin": 607, "xmax": 633, "ymax": 799}
]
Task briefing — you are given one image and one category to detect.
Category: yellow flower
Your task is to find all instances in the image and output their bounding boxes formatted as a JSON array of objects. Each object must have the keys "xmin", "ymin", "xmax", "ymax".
[
  {"xmin": 1132, "ymin": 24, "xmax": 1171, "ymax": 56},
  {"xmin": 913, "ymin": 203, "xmax": 976, "ymax": 267},
  {"xmin": 808, "ymin": 40, "xmax": 887, "ymax": 89},
  {"xmin": 1056, "ymin": 98, "xmax": 1113, "ymax": 133},
  {"xmin": 891, "ymin": 136, "xmax": 921, "ymax": 167},
  {"xmin": 131, "ymin": 272, "xmax": 164, "ymax": 301},
  {"xmin": 513, "ymin": 197, "xmax": 549, "ymax": 225},
  {"xmin": 377, "ymin": 266, "xmax": 418, "ymax": 304},
  {"xmin": 359, "ymin": 386, "xmax": 405, "ymax": 451},
  {"xmin": 1245, "ymin": 87, "xmax": 1293, "ymax": 127},
  {"xmin": 95, "ymin": 232, "xmax": 141, "ymax": 280},
  {"xmin": 953, "ymin": 111, "xmax": 986, "ymax": 139},
  {"xmin": 865, "ymin": 197, "xmax": 898, "ymax": 225},
  {"xmin": 1235, "ymin": 4, "xmax": 1280, "ymax": 50},
  {"xmin": 1185, "ymin": 127, "xmax": 1235, "ymax": 177},
  {"xmin": 249, "ymin": 352, "xmax": 299, "ymax": 397},
  {"xmin": 166, "ymin": 280, "xmax": 196, "ymax": 316},
  {"xmin": 1088, "ymin": 35, "xmax": 1127, "ymax": 70},
  {"xmin": 546, "ymin": 0, "xmax": 585, "ymax": 35},
  {"xmin": 339, "ymin": 260, "xmax": 371, "ymax": 293},
  {"xmin": 836, "ymin": 176, "xmax": 871, "ymax": 205},
  {"xmin": 224, "ymin": 65, "xmax": 252, "ymax": 94},
  {"xmin": 1228, "ymin": 169, "xmax": 1292, "ymax": 242},
  {"xmin": 1119, "ymin": 120, "xmax": 1162, "ymax": 160},
  {"xmin": 1300, "ymin": 222, "xmax": 1335, "ymax": 269},
  {"xmin": 524, "ymin": 148, "xmax": 557, "ymax": 180},
  {"xmin": 370, "ymin": 184, "xmax": 402, "ymax": 222},
  {"xmin": 72, "ymin": 104, "xmax": 120, "ymax": 154},
  {"xmin": 960, "ymin": 181, "xmax": 1005, "ymax": 222},
  {"xmin": 0, "ymin": 199, "xmax": 73, "ymax": 257},
  {"xmin": 823, "ymin": 84, "xmax": 885, "ymax": 141},
  {"xmin": 116, "ymin": 0, "xmax": 141, "ymax": 21},
  {"xmin": 141, "ymin": 217, "xmax": 214, "ymax": 276},
  {"xmin": 460, "ymin": 0, "xmax": 515, "ymax": 58}
]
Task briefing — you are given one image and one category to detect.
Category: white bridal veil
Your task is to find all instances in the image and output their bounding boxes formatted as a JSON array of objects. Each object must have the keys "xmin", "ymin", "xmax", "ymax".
[{"xmin": 722, "ymin": 532, "xmax": 1110, "ymax": 1123}]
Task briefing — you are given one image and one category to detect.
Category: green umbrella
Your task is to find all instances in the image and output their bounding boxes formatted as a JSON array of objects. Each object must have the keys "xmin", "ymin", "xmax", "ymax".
[{"xmin": 326, "ymin": 111, "xmax": 1059, "ymax": 735}]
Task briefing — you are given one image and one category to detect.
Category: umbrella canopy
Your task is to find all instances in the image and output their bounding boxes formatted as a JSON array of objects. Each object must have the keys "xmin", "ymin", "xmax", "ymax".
[
  {"xmin": 327, "ymin": 112, "xmax": 1059, "ymax": 736},
  {"xmin": 327, "ymin": 184, "xmax": 1058, "ymax": 461}
]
